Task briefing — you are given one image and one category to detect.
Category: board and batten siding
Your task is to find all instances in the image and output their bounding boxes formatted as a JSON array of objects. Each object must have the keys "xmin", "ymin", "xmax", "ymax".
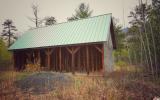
[{"xmin": 103, "ymin": 31, "xmax": 114, "ymax": 73}]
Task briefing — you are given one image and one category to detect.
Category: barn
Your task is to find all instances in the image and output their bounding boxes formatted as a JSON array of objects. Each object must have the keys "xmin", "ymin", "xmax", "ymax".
[{"xmin": 9, "ymin": 14, "xmax": 116, "ymax": 75}]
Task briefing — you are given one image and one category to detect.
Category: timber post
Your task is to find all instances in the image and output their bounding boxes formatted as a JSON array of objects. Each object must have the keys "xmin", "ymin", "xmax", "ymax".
[
  {"xmin": 12, "ymin": 51, "xmax": 16, "ymax": 71},
  {"xmin": 45, "ymin": 48, "xmax": 54, "ymax": 70},
  {"xmin": 37, "ymin": 49, "xmax": 41, "ymax": 66},
  {"xmin": 101, "ymin": 45, "xmax": 104, "ymax": 76},
  {"xmin": 66, "ymin": 46, "xmax": 80, "ymax": 74},
  {"xmin": 94, "ymin": 45, "xmax": 104, "ymax": 75},
  {"xmin": 86, "ymin": 45, "xmax": 89, "ymax": 75},
  {"xmin": 26, "ymin": 52, "xmax": 31, "ymax": 64},
  {"xmin": 94, "ymin": 45, "xmax": 102, "ymax": 53},
  {"xmin": 72, "ymin": 51, "xmax": 75, "ymax": 74},
  {"xmin": 59, "ymin": 47, "xmax": 62, "ymax": 72}
]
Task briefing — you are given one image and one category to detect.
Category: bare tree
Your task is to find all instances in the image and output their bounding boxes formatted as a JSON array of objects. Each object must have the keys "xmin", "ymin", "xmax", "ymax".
[{"xmin": 28, "ymin": 4, "xmax": 43, "ymax": 28}]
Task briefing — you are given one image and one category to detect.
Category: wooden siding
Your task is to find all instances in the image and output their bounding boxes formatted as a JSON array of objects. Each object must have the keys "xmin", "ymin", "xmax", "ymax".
[{"xmin": 13, "ymin": 43, "xmax": 104, "ymax": 74}]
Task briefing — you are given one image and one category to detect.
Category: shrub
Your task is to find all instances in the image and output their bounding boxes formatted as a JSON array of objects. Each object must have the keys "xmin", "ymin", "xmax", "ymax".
[
  {"xmin": 115, "ymin": 60, "xmax": 128, "ymax": 71},
  {"xmin": 0, "ymin": 39, "xmax": 12, "ymax": 70},
  {"xmin": 24, "ymin": 64, "xmax": 40, "ymax": 72}
]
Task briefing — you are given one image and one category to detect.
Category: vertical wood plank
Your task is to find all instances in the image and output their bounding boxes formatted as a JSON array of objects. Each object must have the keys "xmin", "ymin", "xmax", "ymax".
[
  {"xmin": 86, "ymin": 45, "xmax": 89, "ymax": 75},
  {"xmin": 78, "ymin": 51, "xmax": 81, "ymax": 72},
  {"xmin": 101, "ymin": 45, "xmax": 104, "ymax": 76},
  {"xmin": 26, "ymin": 52, "xmax": 31, "ymax": 64},
  {"xmin": 83, "ymin": 47, "xmax": 85, "ymax": 72},
  {"xmin": 95, "ymin": 50, "xmax": 98, "ymax": 71},
  {"xmin": 44, "ymin": 48, "xmax": 54, "ymax": 70},
  {"xmin": 13, "ymin": 52, "xmax": 16, "ymax": 70},
  {"xmin": 55, "ymin": 50, "xmax": 57, "ymax": 71},
  {"xmin": 59, "ymin": 47, "xmax": 62, "ymax": 72},
  {"xmin": 38, "ymin": 50, "xmax": 41, "ymax": 66},
  {"xmin": 45, "ymin": 48, "xmax": 50, "ymax": 70},
  {"xmin": 48, "ymin": 53, "xmax": 50, "ymax": 70},
  {"xmin": 53, "ymin": 50, "xmax": 55, "ymax": 71},
  {"xmin": 72, "ymin": 53, "xmax": 75, "ymax": 74},
  {"xmin": 21, "ymin": 51, "xmax": 25, "ymax": 70},
  {"xmin": 66, "ymin": 46, "xmax": 80, "ymax": 74},
  {"xmin": 91, "ymin": 47, "xmax": 94, "ymax": 72}
]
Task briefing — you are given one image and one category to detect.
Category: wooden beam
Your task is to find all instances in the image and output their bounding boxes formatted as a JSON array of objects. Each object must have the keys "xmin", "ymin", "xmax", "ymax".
[
  {"xmin": 101, "ymin": 45, "xmax": 104, "ymax": 76},
  {"xmin": 94, "ymin": 45, "xmax": 102, "ymax": 53},
  {"xmin": 72, "ymin": 54, "xmax": 75, "ymax": 74},
  {"xmin": 45, "ymin": 48, "xmax": 54, "ymax": 55},
  {"xmin": 59, "ymin": 47, "xmax": 62, "ymax": 72},
  {"xmin": 95, "ymin": 51, "xmax": 98, "ymax": 71},
  {"xmin": 44, "ymin": 48, "xmax": 54, "ymax": 70},
  {"xmin": 66, "ymin": 46, "xmax": 80, "ymax": 54},
  {"xmin": 47, "ymin": 53, "xmax": 50, "ymax": 70},
  {"xmin": 86, "ymin": 46, "xmax": 89, "ymax": 75},
  {"xmin": 78, "ymin": 51, "xmax": 81, "ymax": 71},
  {"xmin": 91, "ymin": 48, "xmax": 94, "ymax": 72},
  {"xmin": 49, "ymin": 49, "xmax": 54, "ymax": 55},
  {"xmin": 73, "ymin": 47, "xmax": 80, "ymax": 54},
  {"xmin": 55, "ymin": 52, "xmax": 57, "ymax": 71},
  {"xmin": 66, "ymin": 47, "xmax": 72, "ymax": 54},
  {"xmin": 66, "ymin": 46, "xmax": 80, "ymax": 74},
  {"xmin": 71, "ymin": 47, "xmax": 75, "ymax": 74},
  {"xmin": 37, "ymin": 50, "xmax": 41, "ymax": 66},
  {"xmin": 12, "ymin": 52, "xmax": 16, "ymax": 70},
  {"xmin": 21, "ymin": 51, "xmax": 25, "ymax": 70},
  {"xmin": 26, "ymin": 52, "xmax": 31, "ymax": 63}
]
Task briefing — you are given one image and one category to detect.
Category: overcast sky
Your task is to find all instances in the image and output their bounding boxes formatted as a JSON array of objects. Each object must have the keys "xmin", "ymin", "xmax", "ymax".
[{"xmin": 0, "ymin": 0, "xmax": 151, "ymax": 34}]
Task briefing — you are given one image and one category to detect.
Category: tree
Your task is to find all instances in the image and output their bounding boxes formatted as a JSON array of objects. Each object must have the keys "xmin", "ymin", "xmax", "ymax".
[
  {"xmin": 128, "ymin": 0, "xmax": 160, "ymax": 79},
  {"xmin": 0, "ymin": 39, "xmax": 11, "ymax": 61},
  {"xmin": 1, "ymin": 19, "xmax": 17, "ymax": 47},
  {"xmin": 112, "ymin": 18, "xmax": 129, "ymax": 63},
  {"xmin": 0, "ymin": 39, "xmax": 12, "ymax": 69},
  {"xmin": 67, "ymin": 3, "xmax": 93, "ymax": 21},
  {"xmin": 149, "ymin": 0, "xmax": 160, "ymax": 77},
  {"xmin": 152, "ymin": 0, "xmax": 160, "ymax": 18},
  {"xmin": 28, "ymin": 4, "xmax": 43, "ymax": 28},
  {"xmin": 45, "ymin": 16, "xmax": 56, "ymax": 26}
]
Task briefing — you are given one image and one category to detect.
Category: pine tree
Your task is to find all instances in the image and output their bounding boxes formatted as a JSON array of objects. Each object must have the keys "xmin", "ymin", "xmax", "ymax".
[
  {"xmin": 45, "ymin": 16, "xmax": 56, "ymax": 26},
  {"xmin": 1, "ymin": 19, "xmax": 17, "ymax": 47},
  {"xmin": 68, "ymin": 3, "xmax": 93, "ymax": 21}
]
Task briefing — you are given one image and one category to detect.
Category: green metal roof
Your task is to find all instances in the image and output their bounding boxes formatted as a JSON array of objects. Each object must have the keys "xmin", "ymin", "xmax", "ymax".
[{"xmin": 9, "ymin": 14, "xmax": 112, "ymax": 50}]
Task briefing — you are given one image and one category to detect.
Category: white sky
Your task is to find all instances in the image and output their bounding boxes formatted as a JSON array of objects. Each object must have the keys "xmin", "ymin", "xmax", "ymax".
[{"xmin": 0, "ymin": 0, "xmax": 151, "ymax": 34}]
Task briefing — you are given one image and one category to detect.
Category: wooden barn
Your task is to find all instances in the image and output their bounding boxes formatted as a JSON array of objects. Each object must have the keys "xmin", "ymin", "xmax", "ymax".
[{"xmin": 9, "ymin": 14, "xmax": 116, "ymax": 75}]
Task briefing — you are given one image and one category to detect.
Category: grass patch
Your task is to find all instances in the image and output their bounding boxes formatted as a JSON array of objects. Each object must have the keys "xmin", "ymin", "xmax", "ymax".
[
  {"xmin": 0, "ymin": 71, "xmax": 32, "ymax": 82},
  {"xmin": 16, "ymin": 72, "xmax": 32, "ymax": 80},
  {"xmin": 0, "ymin": 69, "xmax": 160, "ymax": 100},
  {"xmin": 0, "ymin": 71, "xmax": 16, "ymax": 81}
]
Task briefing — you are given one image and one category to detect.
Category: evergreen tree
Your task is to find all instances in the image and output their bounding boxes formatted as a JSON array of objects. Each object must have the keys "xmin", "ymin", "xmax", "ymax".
[
  {"xmin": 1, "ymin": 19, "xmax": 17, "ymax": 47},
  {"xmin": 45, "ymin": 16, "xmax": 56, "ymax": 26},
  {"xmin": 68, "ymin": 3, "xmax": 93, "ymax": 21}
]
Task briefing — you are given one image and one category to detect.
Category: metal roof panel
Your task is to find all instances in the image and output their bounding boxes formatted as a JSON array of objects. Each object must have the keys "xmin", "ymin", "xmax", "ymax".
[{"xmin": 9, "ymin": 14, "xmax": 112, "ymax": 50}]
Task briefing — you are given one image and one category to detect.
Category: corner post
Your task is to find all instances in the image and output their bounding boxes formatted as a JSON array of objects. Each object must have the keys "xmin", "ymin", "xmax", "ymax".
[{"xmin": 101, "ymin": 45, "xmax": 104, "ymax": 76}]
